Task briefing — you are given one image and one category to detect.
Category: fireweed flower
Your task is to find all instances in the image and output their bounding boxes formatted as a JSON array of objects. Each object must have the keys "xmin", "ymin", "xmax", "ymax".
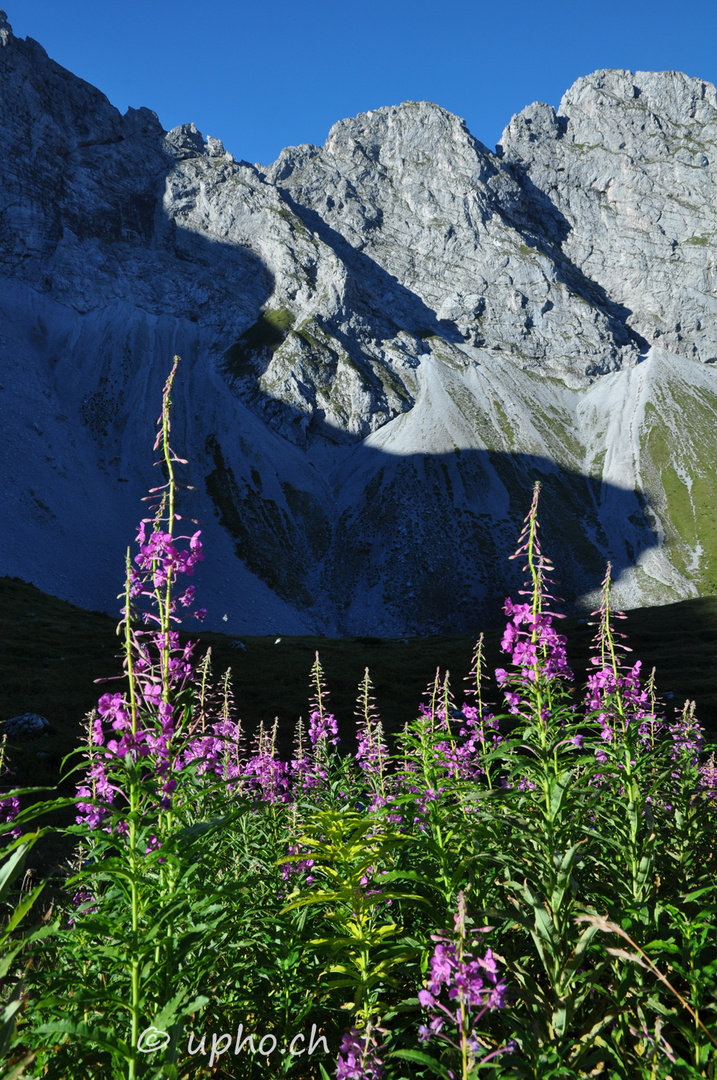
[
  {"xmin": 354, "ymin": 670, "xmax": 390, "ymax": 808},
  {"xmin": 290, "ymin": 716, "xmax": 323, "ymax": 793},
  {"xmin": 309, "ymin": 708, "xmax": 339, "ymax": 747},
  {"xmin": 280, "ymin": 843, "xmax": 315, "ymax": 885},
  {"xmin": 497, "ymin": 603, "xmax": 572, "ymax": 702},
  {"xmin": 76, "ymin": 759, "xmax": 118, "ymax": 829},
  {"xmin": 68, "ymin": 887, "xmax": 98, "ymax": 926},
  {"xmin": 97, "ymin": 693, "xmax": 130, "ymax": 731},
  {"xmin": 495, "ymin": 485, "xmax": 574, "ymax": 721},
  {"xmin": 584, "ymin": 564, "xmax": 673, "ymax": 769},
  {"xmin": 134, "ymin": 525, "xmax": 204, "ymax": 590},
  {"xmin": 430, "ymin": 702, "xmax": 502, "ymax": 785},
  {"xmin": 242, "ymin": 722, "xmax": 291, "ymax": 802},
  {"xmin": 336, "ymin": 1022, "xmax": 385, "ymax": 1080},
  {"xmin": 355, "ymin": 713, "xmax": 388, "ymax": 779},
  {"xmin": 699, "ymin": 752, "xmax": 717, "ymax": 801},
  {"xmin": 0, "ymin": 736, "xmax": 21, "ymax": 839},
  {"xmin": 0, "ymin": 795, "xmax": 21, "ymax": 840},
  {"xmin": 418, "ymin": 893, "xmax": 509, "ymax": 1074},
  {"xmin": 308, "ymin": 653, "xmax": 339, "ymax": 751},
  {"xmin": 668, "ymin": 700, "xmax": 704, "ymax": 768},
  {"xmin": 76, "ymin": 500, "xmax": 207, "ymax": 825}
]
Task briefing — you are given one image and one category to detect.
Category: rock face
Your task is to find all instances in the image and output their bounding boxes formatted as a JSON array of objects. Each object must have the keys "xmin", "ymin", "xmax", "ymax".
[
  {"xmin": 1, "ymin": 9, "xmax": 717, "ymax": 634},
  {"xmin": 497, "ymin": 70, "xmax": 717, "ymax": 367}
]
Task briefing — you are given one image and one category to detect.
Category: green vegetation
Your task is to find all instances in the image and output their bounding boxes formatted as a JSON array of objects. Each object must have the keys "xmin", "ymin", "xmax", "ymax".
[
  {"xmin": 223, "ymin": 307, "xmax": 296, "ymax": 378},
  {"xmin": 644, "ymin": 387, "xmax": 717, "ymax": 594},
  {"xmin": 204, "ymin": 435, "xmax": 314, "ymax": 608}
]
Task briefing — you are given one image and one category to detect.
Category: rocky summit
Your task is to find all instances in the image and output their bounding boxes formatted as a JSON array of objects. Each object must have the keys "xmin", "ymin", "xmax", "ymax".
[{"xmin": 1, "ymin": 9, "xmax": 716, "ymax": 635}]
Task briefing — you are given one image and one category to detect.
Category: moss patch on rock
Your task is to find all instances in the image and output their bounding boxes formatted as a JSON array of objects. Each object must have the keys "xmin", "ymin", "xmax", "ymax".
[{"xmin": 223, "ymin": 308, "xmax": 296, "ymax": 378}]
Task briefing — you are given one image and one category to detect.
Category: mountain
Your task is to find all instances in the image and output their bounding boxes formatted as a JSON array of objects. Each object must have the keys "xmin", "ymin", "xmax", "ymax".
[{"xmin": 1, "ymin": 9, "xmax": 716, "ymax": 635}]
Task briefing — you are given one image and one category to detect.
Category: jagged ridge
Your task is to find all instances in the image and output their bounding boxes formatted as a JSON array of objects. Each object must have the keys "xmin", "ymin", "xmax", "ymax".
[{"xmin": 1, "ymin": 8, "xmax": 716, "ymax": 634}]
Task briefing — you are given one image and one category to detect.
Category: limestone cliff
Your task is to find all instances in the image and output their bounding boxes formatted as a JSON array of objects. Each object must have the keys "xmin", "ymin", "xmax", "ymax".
[{"xmin": 1, "ymin": 9, "xmax": 716, "ymax": 634}]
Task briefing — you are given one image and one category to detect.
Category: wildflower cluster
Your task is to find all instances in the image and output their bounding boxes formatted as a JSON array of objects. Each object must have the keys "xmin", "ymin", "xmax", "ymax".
[
  {"xmin": 336, "ymin": 1022, "xmax": 386, "ymax": 1080},
  {"xmin": 308, "ymin": 652, "xmax": 340, "ymax": 748},
  {"xmin": 417, "ymin": 893, "xmax": 508, "ymax": 1075},
  {"xmin": 0, "ymin": 735, "xmax": 20, "ymax": 840},
  {"xmin": 495, "ymin": 484, "xmax": 573, "ymax": 720},
  {"xmin": 131, "ymin": 520, "xmax": 205, "ymax": 612},
  {"xmin": 496, "ymin": 596, "xmax": 573, "ymax": 710},
  {"xmin": 585, "ymin": 562, "xmax": 656, "ymax": 760}
]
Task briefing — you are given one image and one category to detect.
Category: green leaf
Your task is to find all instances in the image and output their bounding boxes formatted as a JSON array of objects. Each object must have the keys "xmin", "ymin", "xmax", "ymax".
[
  {"xmin": 35, "ymin": 1019, "xmax": 131, "ymax": 1059},
  {"xmin": 151, "ymin": 991, "xmax": 210, "ymax": 1043},
  {"xmin": 0, "ymin": 942, "xmax": 24, "ymax": 981},
  {"xmin": 0, "ymin": 842, "xmax": 31, "ymax": 904},
  {"xmin": 548, "ymin": 772, "xmax": 572, "ymax": 821},
  {"xmin": 682, "ymin": 885, "xmax": 717, "ymax": 904},
  {"xmin": 551, "ymin": 842, "xmax": 584, "ymax": 913},
  {"xmin": 390, "ymin": 1048, "xmax": 454, "ymax": 1079},
  {"xmin": 4, "ymin": 882, "xmax": 45, "ymax": 937},
  {"xmin": 0, "ymin": 993, "xmax": 23, "ymax": 1056},
  {"xmin": 0, "ymin": 1049, "xmax": 37, "ymax": 1080}
]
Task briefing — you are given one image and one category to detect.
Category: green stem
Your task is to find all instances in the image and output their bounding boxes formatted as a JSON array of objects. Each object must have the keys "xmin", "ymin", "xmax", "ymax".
[{"xmin": 128, "ymin": 779, "xmax": 140, "ymax": 1080}]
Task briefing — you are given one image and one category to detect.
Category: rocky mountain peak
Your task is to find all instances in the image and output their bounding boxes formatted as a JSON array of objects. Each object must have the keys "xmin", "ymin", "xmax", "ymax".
[
  {"xmin": 325, "ymin": 99, "xmax": 488, "ymax": 167},
  {"xmin": 559, "ymin": 68, "xmax": 717, "ymax": 126},
  {"xmin": 0, "ymin": 10, "xmax": 12, "ymax": 47},
  {"xmin": 2, "ymin": 25, "xmax": 717, "ymax": 635},
  {"xmin": 498, "ymin": 68, "xmax": 717, "ymax": 367}
]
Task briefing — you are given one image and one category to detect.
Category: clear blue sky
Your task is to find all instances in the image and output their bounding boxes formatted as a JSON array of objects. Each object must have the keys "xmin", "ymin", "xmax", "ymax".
[{"xmin": 10, "ymin": 1, "xmax": 717, "ymax": 166}]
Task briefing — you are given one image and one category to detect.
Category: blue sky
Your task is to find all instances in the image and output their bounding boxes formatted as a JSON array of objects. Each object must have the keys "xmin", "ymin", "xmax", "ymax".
[{"xmin": 11, "ymin": 1, "xmax": 717, "ymax": 166}]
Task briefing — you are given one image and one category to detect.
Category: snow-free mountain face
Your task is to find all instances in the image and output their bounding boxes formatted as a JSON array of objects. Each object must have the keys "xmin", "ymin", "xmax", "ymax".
[{"xmin": 1, "ymin": 9, "xmax": 716, "ymax": 635}]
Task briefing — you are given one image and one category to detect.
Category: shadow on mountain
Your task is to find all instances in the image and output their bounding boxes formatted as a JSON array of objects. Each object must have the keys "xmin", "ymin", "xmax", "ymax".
[
  {"xmin": 8, "ymin": 188, "xmax": 662, "ymax": 638},
  {"xmin": 492, "ymin": 160, "xmax": 650, "ymax": 355},
  {"xmin": 204, "ymin": 416, "xmax": 661, "ymax": 635},
  {"xmin": 273, "ymin": 187, "xmax": 465, "ymax": 345},
  {"xmin": 1, "ymin": 85, "xmax": 659, "ymax": 638}
]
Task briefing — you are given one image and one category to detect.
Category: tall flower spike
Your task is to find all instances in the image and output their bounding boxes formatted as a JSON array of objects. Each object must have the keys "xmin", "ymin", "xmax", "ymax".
[
  {"xmin": 590, "ymin": 562, "xmax": 630, "ymax": 672},
  {"xmin": 496, "ymin": 483, "xmax": 572, "ymax": 722},
  {"xmin": 336, "ymin": 1020, "xmax": 387, "ymax": 1080},
  {"xmin": 194, "ymin": 647, "xmax": 212, "ymax": 736},
  {"xmin": 419, "ymin": 668, "xmax": 443, "ymax": 732},
  {"xmin": 464, "ymin": 634, "xmax": 488, "ymax": 717},
  {"xmin": 0, "ymin": 734, "xmax": 21, "ymax": 838},
  {"xmin": 585, "ymin": 562, "xmax": 650, "ymax": 749},
  {"xmin": 355, "ymin": 669, "xmax": 382, "ymax": 774},
  {"xmin": 461, "ymin": 634, "xmax": 502, "ymax": 782},
  {"xmin": 291, "ymin": 715, "xmax": 310, "ymax": 790},
  {"xmin": 308, "ymin": 652, "xmax": 339, "ymax": 747},
  {"xmin": 417, "ymin": 891, "xmax": 510, "ymax": 1074},
  {"xmin": 509, "ymin": 480, "xmax": 559, "ymax": 618},
  {"xmin": 220, "ymin": 666, "xmax": 234, "ymax": 724}
]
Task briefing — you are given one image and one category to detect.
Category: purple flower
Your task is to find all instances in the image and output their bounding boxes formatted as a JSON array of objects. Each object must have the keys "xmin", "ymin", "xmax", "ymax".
[
  {"xmin": 68, "ymin": 888, "xmax": 97, "ymax": 925},
  {"xmin": 280, "ymin": 843, "xmax": 315, "ymax": 885},
  {"xmin": 699, "ymin": 753, "xmax": 717, "ymax": 801},
  {"xmin": 309, "ymin": 709, "xmax": 339, "ymax": 747},
  {"xmin": 0, "ymin": 794, "xmax": 21, "ymax": 839},
  {"xmin": 97, "ymin": 693, "xmax": 130, "ymax": 730},
  {"xmin": 418, "ymin": 893, "xmax": 509, "ymax": 1070},
  {"xmin": 336, "ymin": 1025, "xmax": 384, "ymax": 1080}
]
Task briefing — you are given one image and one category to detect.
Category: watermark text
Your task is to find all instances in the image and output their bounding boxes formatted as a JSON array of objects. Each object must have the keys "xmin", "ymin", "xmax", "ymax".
[{"xmin": 138, "ymin": 1023, "xmax": 329, "ymax": 1067}]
